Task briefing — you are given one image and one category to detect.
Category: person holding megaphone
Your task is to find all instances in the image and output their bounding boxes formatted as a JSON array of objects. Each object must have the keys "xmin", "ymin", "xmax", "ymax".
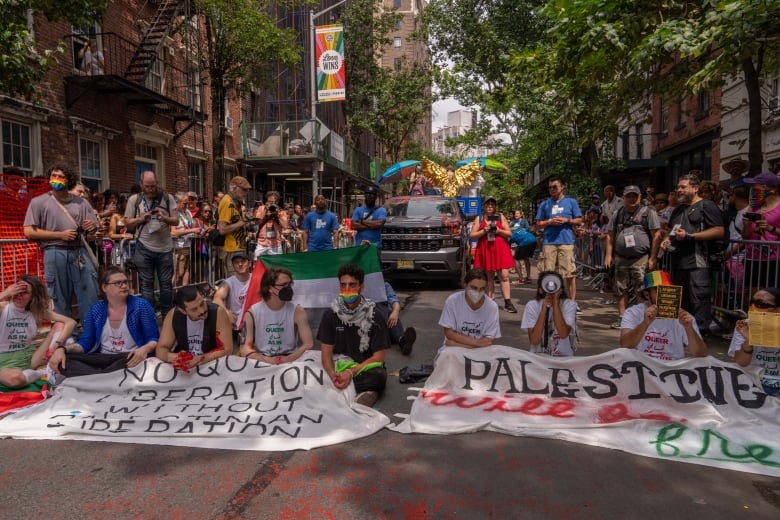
[{"xmin": 520, "ymin": 271, "xmax": 577, "ymax": 356}]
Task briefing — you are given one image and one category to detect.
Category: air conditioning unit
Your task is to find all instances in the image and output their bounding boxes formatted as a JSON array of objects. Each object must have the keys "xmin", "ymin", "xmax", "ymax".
[{"xmin": 225, "ymin": 116, "xmax": 234, "ymax": 130}]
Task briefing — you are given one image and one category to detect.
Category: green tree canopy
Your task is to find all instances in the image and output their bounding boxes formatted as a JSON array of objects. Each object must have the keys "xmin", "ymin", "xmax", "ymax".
[{"xmin": 0, "ymin": 0, "xmax": 110, "ymax": 98}]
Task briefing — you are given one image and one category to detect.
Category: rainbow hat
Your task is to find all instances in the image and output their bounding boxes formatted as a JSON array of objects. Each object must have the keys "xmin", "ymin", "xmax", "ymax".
[{"xmin": 643, "ymin": 270, "xmax": 673, "ymax": 290}]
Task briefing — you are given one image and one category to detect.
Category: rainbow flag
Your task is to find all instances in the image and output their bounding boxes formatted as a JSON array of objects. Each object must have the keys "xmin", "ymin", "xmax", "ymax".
[
  {"xmin": 237, "ymin": 245, "xmax": 387, "ymax": 328},
  {"xmin": 643, "ymin": 270, "xmax": 673, "ymax": 289}
]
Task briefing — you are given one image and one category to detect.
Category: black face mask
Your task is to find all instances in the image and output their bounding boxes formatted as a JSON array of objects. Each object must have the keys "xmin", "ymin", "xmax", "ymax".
[{"xmin": 278, "ymin": 285, "xmax": 294, "ymax": 302}]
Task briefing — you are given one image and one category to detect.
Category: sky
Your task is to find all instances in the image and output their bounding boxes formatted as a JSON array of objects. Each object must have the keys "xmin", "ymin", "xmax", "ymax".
[{"xmin": 431, "ymin": 98, "xmax": 470, "ymax": 131}]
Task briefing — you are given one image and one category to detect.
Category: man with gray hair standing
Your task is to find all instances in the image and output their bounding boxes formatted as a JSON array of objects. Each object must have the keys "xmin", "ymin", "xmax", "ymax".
[{"xmin": 123, "ymin": 170, "xmax": 178, "ymax": 316}]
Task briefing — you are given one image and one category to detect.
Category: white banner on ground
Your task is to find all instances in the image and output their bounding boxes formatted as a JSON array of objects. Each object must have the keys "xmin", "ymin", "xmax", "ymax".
[
  {"xmin": 0, "ymin": 352, "xmax": 389, "ymax": 451},
  {"xmin": 389, "ymin": 346, "xmax": 780, "ymax": 477}
]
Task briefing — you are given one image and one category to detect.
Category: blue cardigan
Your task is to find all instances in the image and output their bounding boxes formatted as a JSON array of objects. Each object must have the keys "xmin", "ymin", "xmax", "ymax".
[{"xmin": 78, "ymin": 295, "xmax": 160, "ymax": 354}]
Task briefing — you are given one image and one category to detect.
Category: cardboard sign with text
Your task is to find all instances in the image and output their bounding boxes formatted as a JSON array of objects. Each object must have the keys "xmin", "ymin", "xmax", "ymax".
[
  {"xmin": 748, "ymin": 310, "xmax": 780, "ymax": 348},
  {"xmin": 656, "ymin": 285, "xmax": 683, "ymax": 319}
]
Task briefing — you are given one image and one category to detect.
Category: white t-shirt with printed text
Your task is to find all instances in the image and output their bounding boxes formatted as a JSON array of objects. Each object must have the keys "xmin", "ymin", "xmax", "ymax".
[
  {"xmin": 621, "ymin": 302, "xmax": 701, "ymax": 361},
  {"xmin": 438, "ymin": 291, "xmax": 501, "ymax": 347}
]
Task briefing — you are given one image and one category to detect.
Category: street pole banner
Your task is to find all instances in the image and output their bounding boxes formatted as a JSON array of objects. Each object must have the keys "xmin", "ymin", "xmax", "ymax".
[
  {"xmin": 0, "ymin": 352, "xmax": 389, "ymax": 451},
  {"xmin": 315, "ymin": 24, "xmax": 345, "ymax": 102},
  {"xmin": 389, "ymin": 346, "xmax": 780, "ymax": 477}
]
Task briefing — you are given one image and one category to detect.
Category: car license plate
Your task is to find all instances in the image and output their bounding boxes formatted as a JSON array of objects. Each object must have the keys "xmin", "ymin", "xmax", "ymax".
[{"xmin": 397, "ymin": 259, "xmax": 414, "ymax": 269}]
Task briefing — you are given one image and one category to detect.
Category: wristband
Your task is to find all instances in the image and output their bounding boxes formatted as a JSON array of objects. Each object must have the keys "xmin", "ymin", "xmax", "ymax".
[
  {"xmin": 741, "ymin": 346, "xmax": 754, "ymax": 354},
  {"xmin": 56, "ymin": 344, "xmax": 67, "ymax": 353}
]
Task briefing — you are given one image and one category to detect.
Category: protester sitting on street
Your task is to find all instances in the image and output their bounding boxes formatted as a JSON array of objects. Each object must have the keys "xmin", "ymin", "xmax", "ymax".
[
  {"xmin": 156, "ymin": 286, "xmax": 233, "ymax": 371},
  {"xmin": 439, "ymin": 268, "xmax": 501, "ymax": 349},
  {"xmin": 521, "ymin": 271, "xmax": 577, "ymax": 357},
  {"xmin": 470, "ymin": 196, "xmax": 517, "ymax": 313},
  {"xmin": 212, "ymin": 251, "xmax": 252, "ymax": 345},
  {"xmin": 318, "ymin": 264, "xmax": 389, "ymax": 407},
  {"xmin": 0, "ymin": 276, "xmax": 76, "ymax": 388},
  {"xmin": 375, "ymin": 281, "xmax": 416, "ymax": 355},
  {"xmin": 48, "ymin": 267, "xmax": 158, "ymax": 377},
  {"xmin": 729, "ymin": 288, "xmax": 780, "ymax": 396},
  {"xmin": 241, "ymin": 267, "xmax": 313, "ymax": 364},
  {"xmin": 619, "ymin": 270, "xmax": 706, "ymax": 361}
]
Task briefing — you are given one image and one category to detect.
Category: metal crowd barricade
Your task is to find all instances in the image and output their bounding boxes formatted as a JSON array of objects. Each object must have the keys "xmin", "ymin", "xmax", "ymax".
[
  {"xmin": 0, "ymin": 238, "xmax": 45, "ymax": 290},
  {"xmin": 655, "ymin": 237, "xmax": 780, "ymax": 330}
]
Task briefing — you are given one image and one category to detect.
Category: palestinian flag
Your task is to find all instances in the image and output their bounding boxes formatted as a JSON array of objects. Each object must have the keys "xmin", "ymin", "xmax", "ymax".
[
  {"xmin": 0, "ymin": 380, "xmax": 51, "ymax": 415},
  {"xmin": 238, "ymin": 245, "xmax": 387, "ymax": 328}
]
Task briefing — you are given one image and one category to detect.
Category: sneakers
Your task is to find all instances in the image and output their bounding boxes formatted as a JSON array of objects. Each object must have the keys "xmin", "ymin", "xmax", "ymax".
[
  {"xmin": 355, "ymin": 391, "xmax": 379, "ymax": 407},
  {"xmin": 576, "ymin": 305, "xmax": 583, "ymax": 314},
  {"xmin": 504, "ymin": 301, "xmax": 518, "ymax": 313},
  {"xmin": 610, "ymin": 317, "xmax": 622, "ymax": 329},
  {"xmin": 399, "ymin": 327, "xmax": 416, "ymax": 355}
]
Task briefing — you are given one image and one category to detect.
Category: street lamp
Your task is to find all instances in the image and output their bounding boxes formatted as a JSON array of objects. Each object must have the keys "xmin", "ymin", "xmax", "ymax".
[{"xmin": 309, "ymin": 0, "xmax": 348, "ymax": 202}]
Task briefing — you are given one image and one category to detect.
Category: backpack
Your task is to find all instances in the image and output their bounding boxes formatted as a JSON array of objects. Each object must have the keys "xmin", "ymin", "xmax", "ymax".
[
  {"xmin": 614, "ymin": 206, "xmax": 653, "ymax": 254},
  {"xmin": 510, "ymin": 227, "xmax": 536, "ymax": 247}
]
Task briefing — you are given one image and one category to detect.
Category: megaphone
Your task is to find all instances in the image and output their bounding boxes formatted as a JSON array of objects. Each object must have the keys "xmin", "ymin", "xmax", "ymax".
[{"xmin": 541, "ymin": 274, "xmax": 562, "ymax": 294}]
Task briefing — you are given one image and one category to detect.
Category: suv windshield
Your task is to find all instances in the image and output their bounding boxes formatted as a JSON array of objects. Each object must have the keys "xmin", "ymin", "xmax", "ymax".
[{"xmin": 386, "ymin": 199, "xmax": 455, "ymax": 218}]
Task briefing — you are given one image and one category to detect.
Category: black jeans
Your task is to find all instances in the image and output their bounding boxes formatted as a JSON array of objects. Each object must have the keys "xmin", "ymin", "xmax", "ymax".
[
  {"xmin": 354, "ymin": 367, "xmax": 387, "ymax": 394},
  {"xmin": 670, "ymin": 267, "xmax": 712, "ymax": 331},
  {"xmin": 60, "ymin": 353, "xmax": 128, "ymax": 377},
  {"xmin": 133, "ymin": 241, "xmax": 174, "ymax": 316}
]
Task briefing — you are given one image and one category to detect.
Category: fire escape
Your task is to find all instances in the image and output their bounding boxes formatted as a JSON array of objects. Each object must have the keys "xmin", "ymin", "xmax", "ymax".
[{"xmin": 65, "ymin": 0, "xmax": 207, "ymax": 140}]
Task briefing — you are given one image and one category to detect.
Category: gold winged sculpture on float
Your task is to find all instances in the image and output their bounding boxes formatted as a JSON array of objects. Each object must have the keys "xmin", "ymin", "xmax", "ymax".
[{"xmin": 421, "ymin": 157, "xmax": 482, "ymax": 197}]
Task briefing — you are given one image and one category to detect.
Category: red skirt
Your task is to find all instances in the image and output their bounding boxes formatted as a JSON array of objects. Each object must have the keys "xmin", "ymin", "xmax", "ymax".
[{"xmin": 473, "ymin": 235, "xmax": 514, "ymax": 271}]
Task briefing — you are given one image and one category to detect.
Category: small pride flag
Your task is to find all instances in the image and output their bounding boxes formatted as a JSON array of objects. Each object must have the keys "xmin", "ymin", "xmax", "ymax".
[{"xmin": 643, "ymin": 270, "xmax": 673, "ymax": 289}]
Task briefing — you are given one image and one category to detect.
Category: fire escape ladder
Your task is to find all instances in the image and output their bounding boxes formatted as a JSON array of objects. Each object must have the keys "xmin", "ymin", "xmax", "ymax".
[{"xmin": 124, "ymin": 0, "xmax": 181, "ymax": 84}]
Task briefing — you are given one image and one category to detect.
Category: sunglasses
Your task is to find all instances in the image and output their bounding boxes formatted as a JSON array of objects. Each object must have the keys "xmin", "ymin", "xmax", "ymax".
[{"xmin": 750, "ymin": 299, "xmax": 776, "ymax": 309}]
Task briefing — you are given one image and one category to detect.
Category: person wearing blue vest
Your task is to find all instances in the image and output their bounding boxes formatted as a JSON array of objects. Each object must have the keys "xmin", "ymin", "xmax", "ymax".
[
  {"xmin": 351, "ymin": 186, "xmax": 387, "ymax": 248},
  {"xmin": 535, "ymin": 177, "xmax": 583, "ymax": 304}
]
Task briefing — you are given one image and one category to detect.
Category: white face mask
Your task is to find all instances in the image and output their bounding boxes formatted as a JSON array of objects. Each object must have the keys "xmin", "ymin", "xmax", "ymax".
[{"xmin": 465, "ymin": 289, "xmax": 485, "ymax": 303}]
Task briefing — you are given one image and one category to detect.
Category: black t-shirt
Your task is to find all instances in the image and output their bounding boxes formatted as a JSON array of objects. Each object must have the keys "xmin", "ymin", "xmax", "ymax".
[
  {"xmin": 317, "ymin": 307, "xmax": 389, "ymax": 363},
  {"xmin": 668, "ymin": 199, "xmax": 724, "ymax": 269}
]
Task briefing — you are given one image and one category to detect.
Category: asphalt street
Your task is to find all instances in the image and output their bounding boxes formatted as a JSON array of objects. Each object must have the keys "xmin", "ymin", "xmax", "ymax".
[{"xmin": 0, "ymin": 275, "xmax": 778, "ymax": 519}]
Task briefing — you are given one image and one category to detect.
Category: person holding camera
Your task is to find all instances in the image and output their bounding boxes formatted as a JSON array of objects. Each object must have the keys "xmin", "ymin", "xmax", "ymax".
[
  {"xmin": 24, "ymin": 165, "xmax": 102, "ymax": 323},
  {"xmin": 470, "ymin": 196, "xmax": 517, "ymax": 313},
  {"xmin": 521, "ymin": 271, "xmax": 577, "ymax": 357},
  {"xmin": 253, "ymin": 190, "xmax": 289, "ymax": 257}
]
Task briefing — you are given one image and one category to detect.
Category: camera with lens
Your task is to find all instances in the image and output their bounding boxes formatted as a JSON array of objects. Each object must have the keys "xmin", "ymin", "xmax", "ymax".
[
  {"xmin": 540, "ymin": 274, "xmax": 562, "ymax": 295},
  {"xmin": 267, "ymin": 204, "xmax": 278, "ymax": 214}
]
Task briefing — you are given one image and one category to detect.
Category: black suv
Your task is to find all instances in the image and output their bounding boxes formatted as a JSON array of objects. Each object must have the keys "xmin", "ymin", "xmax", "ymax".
[{"xmin": 380, "ymin": 195, "xmax": 469, "ymax": 284}]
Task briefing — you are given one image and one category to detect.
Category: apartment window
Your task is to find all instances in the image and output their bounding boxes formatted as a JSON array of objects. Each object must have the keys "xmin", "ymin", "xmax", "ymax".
[
  {"xmin": 395, "ymin": 20, "xmax": 401, "ymax": 30},
  {"xmin": 186, "ymin": 66, "xmax": 202, "ymax": 111},
  {"xmin": 393, "ymin": 37, "xmax": 402, "ymax": 49},
  {"xmin": 146, "ymin": 57, "xmax": 164, "ymax": 94},
  {"xmin": 660, "ymin": 103, "xmax": 669, "ymax": 136},
  {"xmin": 1, "ymin": 119, "xmax": 33, "ymax": 174},
  {"xmin": 676, "ymin": 97, "xmax": 686, "ymax": 128},
  {"xmin": 769, "ymin": 77, "xmax": 780, "ymax": 115},
  {"xmin": 621, "ymin": 130, "xmax": 629, "ymax": 159},
  {"xmin": 135, "ymin": 142, "xmax": 160, "ymax": 184},
  {"xmin": 187, "ymin": 160, "xmax": 205, "ymax": 196},
  {"xmin": 697, "ymin": 91, "xmax": 710, "ymax": 116},
  {"xmin": 79, "ymin": 137, "xmax": 105, "ymax": 193},
  {"xmin": 394, "ymin": 0, "xmax": 402, "ymax": 8},
  {"xmin": 71, "ymin": 24, "xmax": 101, "ymax": 73},
  {"xmin": 635, "ymin": 123, "xmax": 644, "ymax": 158},
  {"xmin": 393, "ymin": 57, "xmax": 402, "ymax": 71}
]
